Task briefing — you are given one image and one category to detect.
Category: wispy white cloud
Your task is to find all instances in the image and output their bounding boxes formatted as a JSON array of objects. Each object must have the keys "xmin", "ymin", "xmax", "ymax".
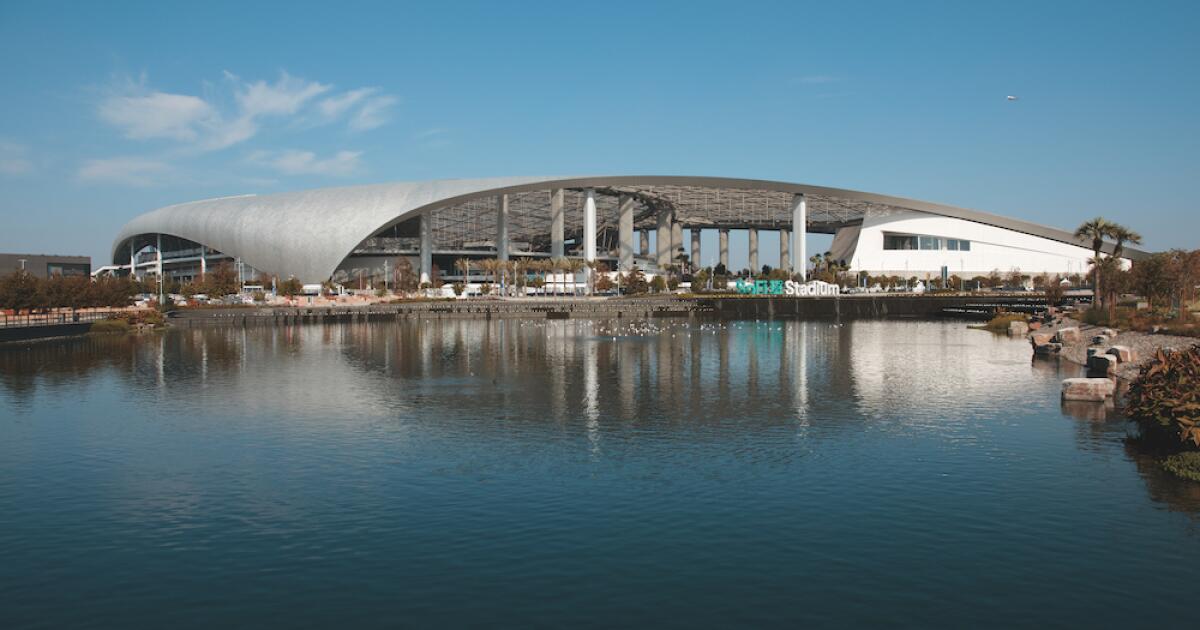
[
  {"xmin": 97, "ymin": 71, "xmax": 390, "ymax": 152},
  {"xmin": 88, "ymin": 71, "xmax": 395, "ymax": 184},
  {"xmin": 229, "ymin": 70, "xmax": 331, "ymax": 118},
  {"xmin": 414, "ymin": 127, "xmax": 450, "ymax": 148},
  {"xmin": 0, "ymin": 141, "xmax": 34, "ymax": 176},
  {"xmin": 247, "ymin": 149, "xmax": 362, "ymax": 176},
  {"xmin": 318, "ymin": 87, "xmax": 377, "ymax": 120},
  {"xmin": 349, "ymin": 95, "xmax": 398, "ymax": 131},
  {"xmin": 99, "ymin": 89, "xmax": 216, "ymax": 141},
  {"xmin": 77, "ymin": 156, "xmax": 171, "ymax": 187}
]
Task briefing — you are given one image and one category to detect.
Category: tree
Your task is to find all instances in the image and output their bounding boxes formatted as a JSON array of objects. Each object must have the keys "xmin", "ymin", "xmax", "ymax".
[
  {"xmin": 595, "ymin": 273, "xmax": 615, "ymax": 293},
  {"xmin": 1074, "ymin": 217, "xmax": 1116, "ymax": 308},
  {"xmin": 1130, "ymin": 252, "xmax": 1178, "ymax": 309},
  {"xmin": 393, "ymin": 257, "xmax": 419, "ymax": 293},
  {"xmin": 650, "ymin": 275, "xmax": 667, "ymax": 293},
  {"xmin": 1110, "ymin": 225, "xmax": 1142, "ymax": 260},
  {"xmin": 204, "ymin": 261, "xmax": 239, "ymax": 296},
  {"xmin": 455, "ymin": 258, "xmax": 472, "ymax": 284},
  {"xmin": 0, "ymin": 270, "xmax": 41, "ymax": 313},
  {"xmin": 1044, "ymin": 274, "xmax": 1065, "ymax": 309},
  {"xmin": 279, "ymin": 277, "xmax": 303, "ymax": 298},
  {"xmin": 623, "ymin": 266, "xmax": 649, "ymax": 294}
]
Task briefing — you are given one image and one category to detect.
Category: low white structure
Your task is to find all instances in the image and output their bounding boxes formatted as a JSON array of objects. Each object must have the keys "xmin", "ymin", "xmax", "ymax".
[{"xmin": 830, "ymin": 207, "xmax": 1123, "ymax": 279}]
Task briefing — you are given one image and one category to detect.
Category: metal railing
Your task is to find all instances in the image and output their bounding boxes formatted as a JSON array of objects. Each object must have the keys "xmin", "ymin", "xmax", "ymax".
[{"xmin": 0, "ymin": 309, "xmax": 125, "ymax": 328}]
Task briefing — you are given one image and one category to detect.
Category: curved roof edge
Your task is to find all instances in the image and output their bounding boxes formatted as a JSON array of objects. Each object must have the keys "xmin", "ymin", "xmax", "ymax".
[{"xmin": 113, "ymin": 175, "xmax": 1150, "ymax": 283}]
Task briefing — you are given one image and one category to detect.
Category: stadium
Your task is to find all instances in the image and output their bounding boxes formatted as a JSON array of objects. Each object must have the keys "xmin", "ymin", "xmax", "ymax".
[{"xmin": 109, "ymin": 176, "xmax": 1145, "ymax": 287}]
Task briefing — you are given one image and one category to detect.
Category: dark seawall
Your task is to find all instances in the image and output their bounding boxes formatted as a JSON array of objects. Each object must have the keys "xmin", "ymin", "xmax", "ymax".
[
  {"xmin": 0, "ymin": 322, "xmax": 93, "ymax": 344},
  {"xmin": 164, "ymin": 294, "xmax": 1045, "ymax": 328},
  {"xmin": 699, "ymin": 294, "xmax": 1044, "ymax": 320}
]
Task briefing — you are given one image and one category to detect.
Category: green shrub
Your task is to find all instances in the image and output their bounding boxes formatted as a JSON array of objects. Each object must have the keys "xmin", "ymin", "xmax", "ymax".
[
  {"xmin": 1125, "ymin": 345, "xmax": 1200, "ymax": 448},
  {"xmin": 982, "ymin": 312, "xmax": 1026, "ymax": 333},
  {"xmin": 90, "ymin": 318, "xmax": 131, "ymax": 334},
  {"xmin": 1162, "ymin": 452, "xmax": 1200, "ymax": 482},
  {"xmin": 1081, "ymin": 306, "xmax": 1134, "ymax": 328}
]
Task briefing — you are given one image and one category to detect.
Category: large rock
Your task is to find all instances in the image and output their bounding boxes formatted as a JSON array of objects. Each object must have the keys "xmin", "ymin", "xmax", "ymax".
[
  {"xmin": 1034, "ymin": 342, "xmax": 1063, "ymax": 356},
  {"xmin": 1031, "ymin": 332, "xmax": 1054, "ymax": 347},
  {"xmin": 1087, "ymin": 353, "xmax": 1117, "ymax": 375},
  {"xmin": 1008, "ymin": 320, "xmax": 1029, "ymax": 337},
  {"xmin": 1091, "ymin": 334, "xmax": 1113, "ymax": 345},
  {"xmin": 1107, "ymin": 345, "xmax": 1137, "ymax": 363},
  {"xmin": 1062, "ymin": 378, "xmax": 1115, "ymax": 401},
  {"xmin": 1055, "ymin": 327, "xmax": 1082, "ymax": 344}
]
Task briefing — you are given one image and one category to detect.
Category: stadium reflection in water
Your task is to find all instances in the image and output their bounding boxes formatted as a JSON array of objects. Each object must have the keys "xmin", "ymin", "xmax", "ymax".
[{"xmin": 1, "ymin": 319, "xmax": 1198, "ymax": 627}]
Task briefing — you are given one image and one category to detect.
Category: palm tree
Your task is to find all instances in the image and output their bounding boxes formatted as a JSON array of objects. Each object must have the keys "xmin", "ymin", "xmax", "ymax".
[
  {"xmin": 454, "ymin": 258, "xmax": 472, "ymax": 284},
  {"xmin": 565, "ymin": 258, "xmax": 586, "ymax": 296},
  {"xmin": 1110, "ymin": 224, "xmax": 1142, "ymax": 260},
  {"xmin": 548, "ymin": 257, "xmax": 567, "ymax": 296},
  {"xmin": 1074, "ymin": 217, "xmax": 1115, "ymax": 308},
  {"xmin": 477, "ymin": 259, "xmax": 496, "ymax": 294}
]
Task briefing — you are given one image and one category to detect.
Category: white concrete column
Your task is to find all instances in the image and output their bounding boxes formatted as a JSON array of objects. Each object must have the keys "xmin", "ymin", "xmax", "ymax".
[
  {"xmin": 129, "ymin": 240, "xmax": 136, "ymax": 277},
  {"xmin": 419, "ymin": 213, "xmax": 433, "ymax": 285},
  {"xmin": 618, "ymin": 194, "xmax": 634, "ymax": 271},
  {"xmin": 156, "ymin": 234, "xmax": 163, "ymax": 278},
  {"xmin": 656, "ymin": 208, "xmax": 671, "ymax": 268},
  {"xmin": 748, "ymin": 228, "xmax": 759, "ymax": 274},
  {"xmin": 791, "ymin": 194, "xmax": 807, "ymax": 280},
  {"xmin": 496, "ymin": 194, "xmax": 509, "ymax": 262},
  {"xmin": 671, "ymin": 219, "xmax": 682, "ymax": 266},
  {"xmin": 199, "ymin": 245, "xmax": 207, "ymax": 279},
  {"xmin": 640, "ymin": 230, "xmax": 650, "ymax": 257},
  {"xmin": 583, "ymin": 188, "xmax": 597, "ymax": 264},
  {"xmin": 550, "ymin": 188, "xmax": 564, "ymax": 258},
  {"xmin": 690, "ymin": 229, "xmax": 701, "ymax": 270},
  {"xmin": 719, "ymin": 229, "xmax": 729, "ymax": 270},
  {"xmin": 779, "ymin": 228, "xmax": 790, "ymax": 272}
]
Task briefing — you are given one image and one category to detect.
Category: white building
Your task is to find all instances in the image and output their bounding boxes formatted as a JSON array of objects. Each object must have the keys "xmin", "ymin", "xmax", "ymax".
[{"xmin": 830, "ymin": 206, "xmax": 1129, "ymax": 280}]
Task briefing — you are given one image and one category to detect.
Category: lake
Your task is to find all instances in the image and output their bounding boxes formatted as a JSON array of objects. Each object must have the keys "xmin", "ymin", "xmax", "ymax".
[{"xmin": 2, "ymin": 319, "xmax": 1198, "ymax": 628}]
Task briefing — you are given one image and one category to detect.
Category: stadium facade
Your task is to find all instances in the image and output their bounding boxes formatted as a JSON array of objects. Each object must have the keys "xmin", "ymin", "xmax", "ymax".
[{"xmin": 110, "ymin": 176, "xmax": 1145, "ymax": 286}]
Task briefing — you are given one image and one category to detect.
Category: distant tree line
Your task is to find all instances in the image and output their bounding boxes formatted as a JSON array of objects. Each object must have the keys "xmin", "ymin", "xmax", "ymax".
[{"xmin": 0, "ymin": 271, "xmax": 138, "ymax": 313}]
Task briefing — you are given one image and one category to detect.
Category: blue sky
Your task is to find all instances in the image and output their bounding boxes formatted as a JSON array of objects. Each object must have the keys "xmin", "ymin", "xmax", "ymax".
[{"xmin": 1, "ymin": 0, "xmax": 1197, "ymax": 269}]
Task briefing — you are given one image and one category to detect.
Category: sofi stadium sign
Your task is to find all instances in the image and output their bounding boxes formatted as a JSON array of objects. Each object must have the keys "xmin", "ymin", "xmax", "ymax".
[{"xmin": 734, "ymin": 279, "xmax": 841, "ymax": 296}]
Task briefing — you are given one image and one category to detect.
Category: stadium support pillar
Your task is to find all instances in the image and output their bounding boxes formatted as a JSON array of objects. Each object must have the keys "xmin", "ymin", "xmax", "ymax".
[
  {"xmin": 779, "ymin": 228, "xmax": 790, "ymax": 272},
  {"xmin": 583, "ymin": 188, "xmax": 597, "ymax": 264},
  {"xmin": 550, "ymin": 188, "xmax": 564, "ymax": 259},
  {"xmin": 496, "ymin": 194, "xmax": 510, "ymax": 262},
  {"xmin": 129, "ymin": 240, "xmax": 136, "ymax": 278},
  {"xmin": 618, "ymin": 194, "xmax": 634, "ymax": 271},
  {"xmin": 719, "ymin": 229, "xmax": 729, "ymax": 270},
  {"xmin": 640, "ymin": 230, "xmax": 650, "ymax": 257},
  {"xmin": 690, "ymin": 229, "xmax": 701, "ymax": 270},
  {"xmin": 156, "ymin": 234, "xmax": 163, "ymax": 277},
  {"xmin": 199, "ymin": 246, "xmax": 207, "ymax": 279},
  {"xmin": 791, "ymin": 193, "xmax": 806, "ymax": 280},
  {"xmin": 748, "ymin": 228, "xmax": 759, "ymax": 274},
  {"xmin": 656, "ymin": 208, "xmax": 671, "ymax": 268},
  {"xmin": 671, "ymin": 219, "xmax": 682, "ymax": 267},
  {"xmin": 419, "ymin": 213, "xmax": 433, "ymax": 285}
]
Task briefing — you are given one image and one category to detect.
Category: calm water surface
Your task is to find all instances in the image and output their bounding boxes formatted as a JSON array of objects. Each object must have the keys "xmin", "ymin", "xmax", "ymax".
[{"xmin": 2, "ymin": 319, "xmax": 1198, "ymax": 628}]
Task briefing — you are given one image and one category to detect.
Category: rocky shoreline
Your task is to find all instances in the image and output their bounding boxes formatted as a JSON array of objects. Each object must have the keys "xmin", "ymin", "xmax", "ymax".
[{"xmin": 1028, "ymin": 316, "xmax": 1197, "ymax": 381}]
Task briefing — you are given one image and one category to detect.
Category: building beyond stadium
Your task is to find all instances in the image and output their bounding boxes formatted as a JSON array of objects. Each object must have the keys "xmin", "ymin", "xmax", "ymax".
[{"xmin": 110, "ymin": 176, "xmax": 1146, "ymax": 286}]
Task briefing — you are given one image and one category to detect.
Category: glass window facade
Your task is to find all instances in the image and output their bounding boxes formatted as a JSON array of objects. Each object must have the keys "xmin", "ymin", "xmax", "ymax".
[
  {"xmin": 883, "ymin": 234, "xmax": 918, "ymax": 250},
  {"xmin": 885, "ymin": 232, "xmax": 971, "ymax": 252}
]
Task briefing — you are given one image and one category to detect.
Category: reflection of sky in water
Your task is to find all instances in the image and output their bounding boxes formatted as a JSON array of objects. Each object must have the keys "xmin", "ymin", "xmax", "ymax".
[{"xmin": 2, "ymin": 319, "xmax": 1199, "ymax": 627}]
